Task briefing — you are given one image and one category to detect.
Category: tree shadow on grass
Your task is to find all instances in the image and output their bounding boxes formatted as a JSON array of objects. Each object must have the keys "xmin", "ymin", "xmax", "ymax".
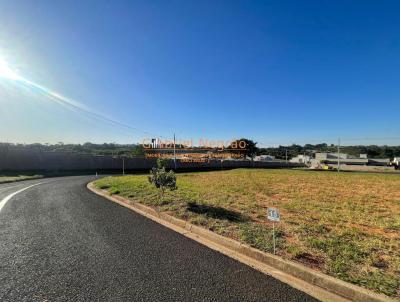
[{"xmin": 187, "ymin": 202, "xmax": 249, "ymax": 222}]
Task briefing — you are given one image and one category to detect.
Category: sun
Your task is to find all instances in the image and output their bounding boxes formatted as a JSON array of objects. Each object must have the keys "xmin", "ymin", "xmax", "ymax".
[{"xmin": 0, "ymin": 57, "xmax": 21, "ymax": 80}]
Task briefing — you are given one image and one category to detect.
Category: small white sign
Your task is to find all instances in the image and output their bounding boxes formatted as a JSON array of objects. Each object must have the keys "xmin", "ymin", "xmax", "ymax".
[{"xmin": 267, "ymin": 207, "xmax": 280, "ymax": 222}]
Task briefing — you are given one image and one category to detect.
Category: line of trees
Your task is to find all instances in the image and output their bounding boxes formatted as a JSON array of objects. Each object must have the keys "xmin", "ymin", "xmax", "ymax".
[
  {"xmin": 258, "ymin": 143, "xmax": 400, "ymax": 159},
  {"xmin": 0, "ymin": 142, "xmax": 145, "ymax": 157},
  {"xmin": 1, "ymin": 141, "xmax": 399, "ymax": 159},
  {"xmin": 227, "ymin": 140, "xmax": 400, "ymax": 160}
]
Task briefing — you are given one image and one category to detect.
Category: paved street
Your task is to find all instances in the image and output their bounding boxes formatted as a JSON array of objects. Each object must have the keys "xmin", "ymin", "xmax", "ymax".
[{"xmin": 0, "ymin": 176, "xmax": 318, "ymax": 301}]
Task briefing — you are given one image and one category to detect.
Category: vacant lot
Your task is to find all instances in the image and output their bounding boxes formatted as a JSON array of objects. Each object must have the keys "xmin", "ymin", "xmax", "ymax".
[{"xmin": 94, "ymin": 169, "xmax": 400, "ymax": 297}]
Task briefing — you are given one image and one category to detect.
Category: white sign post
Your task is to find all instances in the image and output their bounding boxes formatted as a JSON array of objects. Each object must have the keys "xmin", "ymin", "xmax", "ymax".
[{"xmin": 267, "ymin": 207, "xmax": 280, "ymax": 254}]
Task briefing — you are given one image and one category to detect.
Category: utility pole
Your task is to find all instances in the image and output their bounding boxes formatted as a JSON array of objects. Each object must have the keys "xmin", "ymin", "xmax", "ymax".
[
  {"xmin": 273, "ymin": 221, "xmax": 276, "ymax": 255},
  {"xmin": 122, "ymin": 156, "xmax": 125, "ymax": 175},
  {"xmin": 285, "ymin": 149, "xmax": 288, "ymax": 165},
  {"xmin": 337, "ymin": 138, "xmax": 341, "ymax": 172},
  {"xmin": 173, "ymin": 133, "xmax": 176, "ymax": 170}
]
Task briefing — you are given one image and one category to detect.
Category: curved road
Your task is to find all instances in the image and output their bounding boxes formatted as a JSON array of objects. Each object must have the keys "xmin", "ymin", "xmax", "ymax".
[{"xmin": 0, "ymin": 176, "xmax": 318, "ymax": 301}]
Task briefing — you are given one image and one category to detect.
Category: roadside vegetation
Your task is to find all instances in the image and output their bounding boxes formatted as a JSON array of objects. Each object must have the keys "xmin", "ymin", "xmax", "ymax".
[
  {"xmin": 94, "ymin": 169, "xmax": 400, "ymax": 298},
  {"xmin": 0, "ymin": 174, "xmax": 43, "ymax": 184}
]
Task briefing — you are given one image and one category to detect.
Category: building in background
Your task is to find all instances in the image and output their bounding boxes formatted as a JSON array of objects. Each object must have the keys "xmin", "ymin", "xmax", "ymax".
[
  {"xmin": 289, "ymin": 154, "xmax": 311, "ymax": 164},
  {"xmin": 309, "ymin": 152, "xmax": 393, "ymax": 171},
  {"xmin": 253, "ymin": 155, "xmax": 276, "ymax": 161}
]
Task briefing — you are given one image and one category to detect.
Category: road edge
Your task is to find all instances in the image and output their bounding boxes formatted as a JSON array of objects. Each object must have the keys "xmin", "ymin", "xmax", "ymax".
[
  {"xmin": 0, "ymin": 182, "xmax": 43, "ymax": 212},
  {"xmin": 87, "ymin": 182, "xmax": 396, "ymax": 302}
]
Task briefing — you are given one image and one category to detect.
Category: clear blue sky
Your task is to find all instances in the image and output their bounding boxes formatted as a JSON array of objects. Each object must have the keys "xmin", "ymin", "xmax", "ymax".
[{"xmin": 0, "ymin": 0, "xmax": 399, "ymax": 146}]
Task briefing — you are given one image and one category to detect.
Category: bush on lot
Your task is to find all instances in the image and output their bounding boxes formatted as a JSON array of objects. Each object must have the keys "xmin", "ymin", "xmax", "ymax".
[{"xmin": 148, "ymin": 158, "xmax": 177, "ymax": 198}]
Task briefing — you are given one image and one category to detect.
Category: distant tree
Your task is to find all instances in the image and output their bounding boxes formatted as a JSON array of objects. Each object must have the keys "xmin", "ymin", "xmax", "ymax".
[
  {"xmin": 228, "ymin": 138, "xmax": 259, "ymax": 159},
  {"xmin": 132, "ymin": 145, "xmax": 145, "ymax": 157},
  {"xmin": 244, "ymin": 139, "xmax": 259, "ymax": 159},
  {"xmin": 148, "ymin": 158, "xmax": 177, "ymax": 198}
]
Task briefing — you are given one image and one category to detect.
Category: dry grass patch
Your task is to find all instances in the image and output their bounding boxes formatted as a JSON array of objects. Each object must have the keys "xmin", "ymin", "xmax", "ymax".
[
  {"xmin": 0, "ymin": 175, "xmax": 43, "ymax": 184},
  {"xmin": 94, "ymin": 169, "xmax": 400, "ymax": 297}
]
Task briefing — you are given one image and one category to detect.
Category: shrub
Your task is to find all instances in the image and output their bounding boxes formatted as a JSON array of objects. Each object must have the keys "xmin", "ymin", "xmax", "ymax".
[{"xmin": 148, "ymin": 158, "xmax": 177, "ymax": 197}]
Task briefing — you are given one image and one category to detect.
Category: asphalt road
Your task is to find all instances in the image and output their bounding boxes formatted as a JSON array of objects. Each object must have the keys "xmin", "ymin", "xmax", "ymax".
[{"xmin": 0, "ymin": 176, "xmax": 319, "ymax": 302}]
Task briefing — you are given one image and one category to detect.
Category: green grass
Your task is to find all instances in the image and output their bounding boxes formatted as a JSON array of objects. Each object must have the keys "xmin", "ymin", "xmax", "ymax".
[
  {"xmin": 94, "ymin": 169, "xmax": 400, "ymax": 297},
  {"xmin": 0, "ymin": 175, "xmax": 43, "ymax": 184}
]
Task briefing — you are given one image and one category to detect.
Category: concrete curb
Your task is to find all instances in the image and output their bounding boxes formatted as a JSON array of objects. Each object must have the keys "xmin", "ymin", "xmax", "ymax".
[{"xmin": 87, "ymin": 182, "xmax": 396, "ymax": 302}]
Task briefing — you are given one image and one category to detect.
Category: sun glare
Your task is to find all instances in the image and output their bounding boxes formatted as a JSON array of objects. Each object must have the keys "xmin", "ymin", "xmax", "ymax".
[{"xmin": 0, "ymin": 58, "xmax": 21, "ymax": 80}]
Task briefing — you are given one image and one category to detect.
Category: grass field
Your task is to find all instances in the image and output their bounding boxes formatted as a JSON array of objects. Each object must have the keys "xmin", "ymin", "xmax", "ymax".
[
  {"xmin": 0, "ymin": 175, "xmax": 43, "ymax": 184},
  {"xmin": 94, "ymin": 169, "xmax": 400, "ymax": 297}
]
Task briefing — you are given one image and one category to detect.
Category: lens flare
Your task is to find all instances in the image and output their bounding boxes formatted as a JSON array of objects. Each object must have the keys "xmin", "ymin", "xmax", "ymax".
[
  {"xmin": 0, "ymin": 58, "xmax": 21, "ymax": 80},
  {"xmin": 0, "ymin": 56, "xmax": 160, "ymax": 137}
]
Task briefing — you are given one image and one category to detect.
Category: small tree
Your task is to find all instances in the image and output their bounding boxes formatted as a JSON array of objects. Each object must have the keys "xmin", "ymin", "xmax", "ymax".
[{"xmin": 148, "ymin": 158, "xmax": 177, "ymax": 198}]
